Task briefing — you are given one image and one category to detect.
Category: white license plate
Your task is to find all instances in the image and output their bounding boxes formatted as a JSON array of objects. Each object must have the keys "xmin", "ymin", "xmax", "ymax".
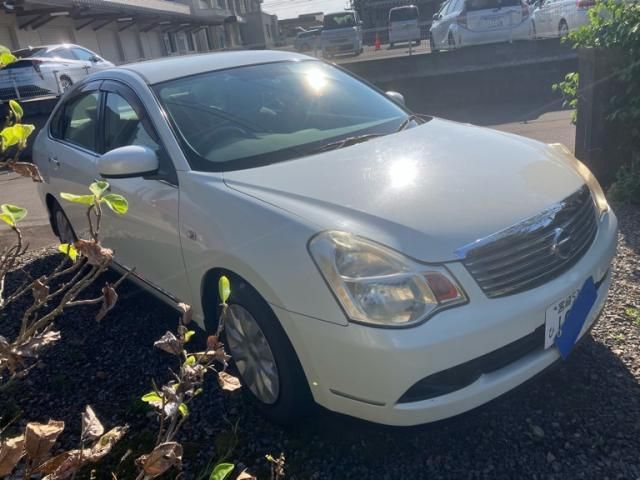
[
  {"xmin": 483, "ymin": 17, "xmax": 505, "ymax": 28},
  {"xmin": 544, "ymin": 288, "xmax": 579, "ymax": 349}
]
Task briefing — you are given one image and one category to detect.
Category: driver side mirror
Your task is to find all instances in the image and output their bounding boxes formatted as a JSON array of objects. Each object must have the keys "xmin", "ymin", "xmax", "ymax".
[
  {"xmin": 98, "ymin": 145, "xmax": 159, "ymax": 179},
  {"xmin": 433, "ymin": 13, "xmax": 440, "ymax": 20},
  {"xmin": 90, "ymin": 55, "xmax": 100, "ymax": 63},
  {"xmin": 386, "ymin": 91, "xmax": 405, "ymax": 106}
]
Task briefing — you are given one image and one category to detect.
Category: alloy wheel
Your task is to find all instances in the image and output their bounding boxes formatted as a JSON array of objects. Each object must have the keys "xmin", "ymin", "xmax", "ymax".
[{"xmin": 225, "ymin": 304, "xmax": 280, "ymax": 405}]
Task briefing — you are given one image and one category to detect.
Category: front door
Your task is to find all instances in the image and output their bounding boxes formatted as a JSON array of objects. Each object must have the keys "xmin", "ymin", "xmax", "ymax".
[{"xmin": 96, "ymin": 81, "xmax": 191, "ymax": 305}]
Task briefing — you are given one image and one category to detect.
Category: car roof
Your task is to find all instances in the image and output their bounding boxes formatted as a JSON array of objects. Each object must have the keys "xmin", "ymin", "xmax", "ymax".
[{"xmin": 120, "ymin": 50, "xmax": 313, "ymax": 85}]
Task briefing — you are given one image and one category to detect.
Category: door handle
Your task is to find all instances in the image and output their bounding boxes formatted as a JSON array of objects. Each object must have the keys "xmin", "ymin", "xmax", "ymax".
[{"xmin": 48, "ymin": 156, "xmax": 60, "ymax": 170}]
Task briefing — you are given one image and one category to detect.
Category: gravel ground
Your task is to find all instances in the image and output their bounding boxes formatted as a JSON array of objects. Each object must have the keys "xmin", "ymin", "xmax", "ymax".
[{"xmin": 1, "ymin": 204, "xmax": 639, "ymax": 480}]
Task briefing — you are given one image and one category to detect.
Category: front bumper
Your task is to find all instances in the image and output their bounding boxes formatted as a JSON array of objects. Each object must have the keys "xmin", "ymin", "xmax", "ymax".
[{"xmin": 274, "ymin": 210, "xmax": 617, "ymax": 426}]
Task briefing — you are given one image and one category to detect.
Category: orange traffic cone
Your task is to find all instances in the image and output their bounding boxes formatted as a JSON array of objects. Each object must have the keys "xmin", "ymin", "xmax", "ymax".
[{"xmin": 375, "ymin": 33, "xmax": 381, "ymax": 51}]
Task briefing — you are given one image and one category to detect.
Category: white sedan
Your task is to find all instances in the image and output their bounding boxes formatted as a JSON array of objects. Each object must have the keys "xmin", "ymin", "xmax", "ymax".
[
  {"xmin": 34, "ymin": 51, "xmax": 617, "ymax": 426},
  {"xmin": 430, "ymin": 0, "xmax": 533, "ymax": 50},
  {"xmin": 0, "ymin": 44, "xmax": 113, "ymax": 101}
]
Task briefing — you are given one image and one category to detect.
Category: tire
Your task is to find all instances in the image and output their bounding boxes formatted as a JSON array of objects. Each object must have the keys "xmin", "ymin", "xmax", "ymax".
[
  {"xmin": 51, "ymin": 200, "xmax": 76, "ymax": 244},
  {"xmin": 531, "ymin": 21, "xmax": 537, "ymax": 39},
  {"xmin": 430, "ymin": 34, "xmax": 439, "ymax": 53},
  {"xmin": 220, "ymin": 274, "xmax": 314, "ymax": 424},
  {"xmin": 448, "ymin": 32, "xmax": 456, "ymax": 50},
  {"xmin": 59, "ymin": 76, "xmax": 73, "ymax": 92},
  {"xmin": 559, "ymin": 20, "xmax": 569, "ymax": 37}
]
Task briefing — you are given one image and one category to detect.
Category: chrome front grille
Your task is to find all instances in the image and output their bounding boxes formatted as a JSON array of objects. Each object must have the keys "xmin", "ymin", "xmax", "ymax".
[{"xmin": 459, "ymin": 185, "xmax": 598, "ymax": 299}]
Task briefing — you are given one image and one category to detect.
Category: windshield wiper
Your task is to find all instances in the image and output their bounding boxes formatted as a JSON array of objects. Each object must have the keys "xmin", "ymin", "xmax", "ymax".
[
  {"xmin": 311, "ymin": 134, "xmax": 384, "ymax": 153},
  {"xmin": 396, "ymin": 114, "xmax": 427, "ymax": 132}
]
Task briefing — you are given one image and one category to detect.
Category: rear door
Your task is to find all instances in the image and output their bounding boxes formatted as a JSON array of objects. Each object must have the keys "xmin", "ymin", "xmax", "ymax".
[
  {"xmin": 44, "ymin": 81, "xmax": 103, "ymax": 231},
  {"xmin": 96, "ymin": 81, "xmax": 191, "ymax": 305}
]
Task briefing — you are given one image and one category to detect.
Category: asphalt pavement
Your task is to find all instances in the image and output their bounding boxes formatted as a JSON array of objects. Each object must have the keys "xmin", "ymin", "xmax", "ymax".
[{"xmin": 0, "ymin": 108, "xmax": 575, "ymax": 251}]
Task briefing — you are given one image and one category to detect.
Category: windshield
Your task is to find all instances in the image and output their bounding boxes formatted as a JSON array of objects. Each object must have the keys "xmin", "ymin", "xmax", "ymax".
[
  {"xmin": 323, "ymin": 12, "xmax": 357, "ymax": 29},
  {"xmin": 154, "ymin": 61, "xmax": 415, "ymax": 171},
  {"xmin": 13, "ymin": 47, "xmax": 49, "ymax": 58},
  {"xmin": 389, "ymin": 7, "xmax": 419, "ymax": 22}
]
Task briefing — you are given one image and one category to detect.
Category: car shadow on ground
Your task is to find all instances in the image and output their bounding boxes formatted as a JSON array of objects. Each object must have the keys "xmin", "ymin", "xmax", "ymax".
[{"xmin": 1, "ymin": 245, "xmax": 638, "ymax": 479}]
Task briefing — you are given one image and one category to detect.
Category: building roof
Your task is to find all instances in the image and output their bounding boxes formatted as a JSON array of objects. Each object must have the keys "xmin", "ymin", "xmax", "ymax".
[{"xmin": 121, "ymin": 50, "xmax": 311, "ymax": 84}]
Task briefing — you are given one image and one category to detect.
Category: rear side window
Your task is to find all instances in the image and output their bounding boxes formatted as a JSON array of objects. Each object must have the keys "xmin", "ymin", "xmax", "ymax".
[
  {"xmin": 52, "ymin": 91, "xmax": 100, "ymax": 152},
  {"xmin": 390, "ymin": 7, "xmax": 419, "ymax": 22},
  {"xmin": 466, "ymin": 0, "xmax": 520, "ymax": 10}
]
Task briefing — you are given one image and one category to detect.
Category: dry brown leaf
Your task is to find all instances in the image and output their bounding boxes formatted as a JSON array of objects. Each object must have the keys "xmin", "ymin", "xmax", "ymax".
[
  {"xmin": 206, "ymin": 335, "xmax": 219, "ymax": 351},
  {"xmin": 86, "ymin": 426, "xmax": 127, "ymax": 460},
  {"xmin": 95, "ymin": 283, "xmax": 118, "ymax": 322},
  {"xmin": 32, "ymin": 277, "xmax": 49, "ymax": 305},
  {"xmin": 81, "ymin": 406, "xmax": 104, "ymax": 442},
  {"xmin": 137, "ymin": 442, "xmax": 183, "ymax": 478},
  {"xmin": 154, "ymin": 331, "xmax": 182, "ymax": 356},
  {"xmin": 11, "ymin": 161, "xmax": 43, "ymax": 182},
  {"xmin": 177, "ymin": 302, "xmax": 192, "ymax": 325},
  {"xmin": 37, "ymin": 450, "xmax": 76, "ymax": 475},
  {"xmin": 214, "ymin": 347, "xmax": 231, "ymax": 366},
  {"xmin": 14, "ymin": 328, "xmax": 61, "ymax": 358},
  {"xmin": 218, "ymin": 371, "xmax": 242, "ymax": 392},
  {"xmin": 236, "ymin": 469, "xmax": 258, "ymax": 479},
  {"xmin": 25, "ymin": 420, "xmax": 64, "ymax": 461},
  {"xmin": 0, "ymin": 434, "xmax": 25, "ymax": 477},
  {"xmin": 74, "ymin": 239, "xmax": 113, "ymax": 266}
]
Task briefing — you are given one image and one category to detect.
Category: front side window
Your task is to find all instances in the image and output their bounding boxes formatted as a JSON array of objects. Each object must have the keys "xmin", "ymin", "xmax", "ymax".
[
  {"xmin": 54, "ymin": 91, "xmax": 100, "ymax": 152},
  {"xmin": 72, "ymin": 48, "xmax": 96, "ymax": 61},
  {"xmin": 103, "ymin": 92, "xmax": 176, "ymax": 182},
  {"xmin": 52, "ymin": 48, "xmax": 76, "ymax": 60},
  {"xmin": 154, "ymin": 60, "xmax": 415, "ymax": 171}
]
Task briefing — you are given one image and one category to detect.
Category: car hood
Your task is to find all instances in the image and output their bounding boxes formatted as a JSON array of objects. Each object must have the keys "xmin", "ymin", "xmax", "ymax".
[{"xmin": 223, "ymin": 118, "xmax": 585, "ymax": 262}]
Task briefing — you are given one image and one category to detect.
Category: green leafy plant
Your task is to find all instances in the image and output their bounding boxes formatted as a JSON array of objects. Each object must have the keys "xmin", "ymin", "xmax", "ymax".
[
  {"xmin": 552, "ymin": 72, "xmax": 579, "ymax": 124},
  {"xmin": 609, "ymin": 157, "xmax": 640, "ymax": 204},
  {"xmin": 136, "ymin": 277, "xmax": 248, "ymax": 480},
  {"xmin": 0, "ymin": 180, "xmax": 130, "ymax": 383},
  {"xmin": 556, "ymin": 0, "xmax": 640, "ymax": 199},
  {"xmin": 625, "ymin": 306, "xmax": 640, "ymax": 326}
]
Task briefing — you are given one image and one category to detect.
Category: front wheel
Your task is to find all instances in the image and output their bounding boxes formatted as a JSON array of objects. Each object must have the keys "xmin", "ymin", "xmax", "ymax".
[
  {"xmin": 51, "ymin": 200, "xmax": 75, "ymax": 244},
  {"xmin": 430, "ymin": 34, "xmax": 439, "ymax": 53},
  {"xmin": 59, "ymin": 76, "xmax": 73, "ymax": 92},
  {"xmin": 448, "ymin": 32, "xmax": 456, "ymax": 50},
  {"xmin": 221, "ymin": 275, "xmax": 314, "ymax": 424},
  {"xmin": 559, "ymin": 20, "xmax": 569, "ymax": 37}
]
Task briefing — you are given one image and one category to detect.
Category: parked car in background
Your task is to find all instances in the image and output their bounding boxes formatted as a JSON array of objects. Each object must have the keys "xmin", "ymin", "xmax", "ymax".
[
  {"xmin": 430, "ymin": 0, "xmax": 532, "ymax": 51},
  {"xmin": 321, "ymin": 11, "xmax": 363, "ymax": 58},
  {"xmin": 34, "ymin": 50, "xmax": 617, "ymax": 426},
  {"xmin": 0, "ymin": 44, "xmax": 113, "ymax": 101},
  {"xmin": 294, "ymin": 29, "xmax": 321, "ymax": 52},
  {"xmin": 530, "ymin": 0, "xmax": 595, "ymax": 38},
  {"xmin": 389, "ymin": 5, "xmax": 422, "ymax": 47}
]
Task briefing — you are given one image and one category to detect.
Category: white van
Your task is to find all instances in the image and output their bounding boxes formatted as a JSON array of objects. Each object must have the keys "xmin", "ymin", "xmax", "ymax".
[
  {"xmin": 320, "ymin": 11, "xmax": 364, "ymax": 58},
  {"xmin": 389, "ymin": 5, "xmax": 421, "ymax": 47}
]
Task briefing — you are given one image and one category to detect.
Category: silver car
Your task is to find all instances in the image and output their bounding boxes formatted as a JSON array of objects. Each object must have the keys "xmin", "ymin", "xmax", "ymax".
[{"xmin": 0, "ymin": 44, "xmax": 113, "ymax": 102}]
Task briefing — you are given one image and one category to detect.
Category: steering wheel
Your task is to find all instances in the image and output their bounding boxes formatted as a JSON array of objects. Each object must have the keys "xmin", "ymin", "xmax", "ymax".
[{"xmin": 197, "ymin": 125, "xmax": 256, "ymax": 152}]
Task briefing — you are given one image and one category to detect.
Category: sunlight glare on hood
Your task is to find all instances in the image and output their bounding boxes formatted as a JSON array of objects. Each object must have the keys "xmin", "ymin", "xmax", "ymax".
[{"xmin": 388, "ymin": 158, "xmax": 418, "ymax": 189}]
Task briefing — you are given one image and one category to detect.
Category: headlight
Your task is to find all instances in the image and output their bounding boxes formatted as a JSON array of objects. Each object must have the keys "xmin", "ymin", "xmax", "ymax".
[
  {"xmin": 308, "ymin": 231, "xmax": 466, "ymax": 327},
  {"xmin": 549, "ymin": 143, "xmax": 609, "ymax": 215}
]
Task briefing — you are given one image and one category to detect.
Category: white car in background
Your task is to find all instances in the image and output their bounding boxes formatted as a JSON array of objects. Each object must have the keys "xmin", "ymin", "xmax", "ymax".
[
  {"xmin": 0, "ymin": 44, "xmax": 113, "ymax": 102},
  {"xmin": 388, "ymin": 5, "xmax": 422, "ymax": 48},
  {"xmin": 430, "ymin": 0, "xmax": 532, "ymax": 51},
  {"xmin": 34, "ymin": 51, "xmax": 617, "ymax": 426},
  {"xmin": 530, "ymin": 0, "xmax": 595, "ymax": 38}
]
